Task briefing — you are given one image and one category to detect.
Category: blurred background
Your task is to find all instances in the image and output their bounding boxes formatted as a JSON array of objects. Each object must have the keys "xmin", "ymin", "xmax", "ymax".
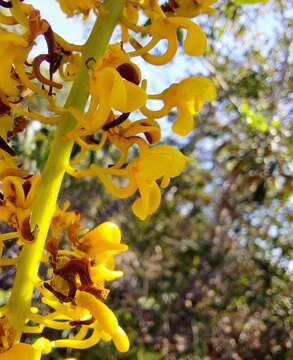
[{"xmin": 1, "ymin": 0, "xmax": 293, "ymax": 359}]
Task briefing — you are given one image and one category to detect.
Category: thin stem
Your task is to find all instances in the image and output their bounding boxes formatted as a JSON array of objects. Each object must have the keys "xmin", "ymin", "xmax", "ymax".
[{"xmin": 6, "ymin": 0, "xmax": 124, "ymax": 341}]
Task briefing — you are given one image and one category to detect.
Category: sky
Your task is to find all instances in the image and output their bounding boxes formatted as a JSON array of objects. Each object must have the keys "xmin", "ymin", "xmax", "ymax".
[{"xmin": 27, "ymin": 0, "xmax": 91, "ymax": 44}]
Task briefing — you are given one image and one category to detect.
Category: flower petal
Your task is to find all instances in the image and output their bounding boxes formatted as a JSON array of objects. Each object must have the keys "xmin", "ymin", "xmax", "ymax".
[
  {"xmin": 122, "ymin": 80, "xmax": 147, "ymax": 112},
  {"xmin": 168, "ymin": 18, "xmax": 207, "ymax": 56},
  {"xmin": 172, "ymin": 101, "xmax": 194, "ymax": 136},
  {"xmin": 0, "ymin": 343, "xmax": 41, "ymax": 360},
  {"xmin": 138, "ymin": 145, "xmax": 189, "ymax": 180},
  {"xmin": 132, "ymin": 181, "xmax": 161, "ymax": 220}
]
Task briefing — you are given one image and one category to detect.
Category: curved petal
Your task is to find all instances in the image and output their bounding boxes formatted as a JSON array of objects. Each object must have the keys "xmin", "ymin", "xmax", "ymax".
[
  {"xmin": 168, "ymin": 17, "xmax": 207, "ymax": 56},
  {"xmin": 75, "ymin": 291, "xmax": 119, "ymax": 335},
  {"xmin": 143, "ymin": 33, "xmax": 178, "ymax": 65},
  {"xmin": 109, "ymin": 71, "xmax": 128, "ymax": 110},
  {"xmin": 184, "ymin": 23, "xmax": 207, "ymax": 56},
  {"xmin": 147, "ymin": 181, "xmax": 161, "ymax": 215},
  {"xmin": 123, "ymin": 119, "xmax": 161, "ymax": 144},
  {"xmin": 122, "ymin": 80, "xmax": 147, "ymax": 112},
  {"xmin": 178, "ymin": 77, "xmax": 216, "ymax": 102},
  {"xmin": 112, "ymin": 326, "xmax": 130, "ymax": 353},
  {"xmin": 172, "ymin": 101, "xmax": 194, "ymax": 136},
  {"xmin": 0, "ymin": 115, "xmax": 14, "ymax": 140},
  {"xmin": 132, "ymin": 180, "xmax": 161, "ymax": 219},
  {"xmin": 96, "ymin": 68, "xmax": 127, "ymax": 111},
  {"xmin": 138, "ymin": 145, "xmax": 189, "ymax": 180},
  {"xmin": 0, "ymin": 54, "xmax": 18, "ymax": 96}
]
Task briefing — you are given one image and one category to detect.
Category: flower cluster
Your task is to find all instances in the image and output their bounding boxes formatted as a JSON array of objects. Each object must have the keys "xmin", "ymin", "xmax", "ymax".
[
  {"xmin": 2, "ymin": 111, "xmax": 43, "ymax": 244},
  {"xmin": 64, "ymin": 2, "xmax": 217, "ymax": 220},
  {"xmin": 1, "ymin": 204, "xmax": 129, "ymax": 357},
  {"xmin": 0, "ymin": 0, "xmax": 217, "ymax": 357},
  {"xmin": 38, "ymin": 206, "xmax": 129, "ymax": 354}
]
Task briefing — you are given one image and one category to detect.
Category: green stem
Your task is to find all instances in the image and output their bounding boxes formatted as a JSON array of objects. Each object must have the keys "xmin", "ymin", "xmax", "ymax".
[{"xmin": 7, "ymin": 0, "xmax": 124, "ymax": 340}]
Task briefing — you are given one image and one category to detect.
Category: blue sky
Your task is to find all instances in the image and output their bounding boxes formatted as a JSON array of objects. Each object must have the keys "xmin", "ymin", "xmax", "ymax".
[{"xmin": 27, "ymin": 0, "xmax": 91, "ymax": 44}]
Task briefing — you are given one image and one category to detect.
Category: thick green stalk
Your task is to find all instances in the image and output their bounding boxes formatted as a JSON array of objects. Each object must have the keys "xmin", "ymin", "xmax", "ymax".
[{"xmin": 7, "ymin": 0, "xmax": 124, "ymax": 340}]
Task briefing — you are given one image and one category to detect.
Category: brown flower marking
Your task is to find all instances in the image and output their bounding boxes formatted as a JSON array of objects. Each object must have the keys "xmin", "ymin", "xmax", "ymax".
[{"xmin": 47, "ymin": 256, "xmax": 109, "ymax": 303}]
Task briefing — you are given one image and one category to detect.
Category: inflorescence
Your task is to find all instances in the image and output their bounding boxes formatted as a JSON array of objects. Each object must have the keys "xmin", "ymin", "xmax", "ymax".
[{"xmin": 0, "ymin": 0, "xmax": 217, "ymax": 357}]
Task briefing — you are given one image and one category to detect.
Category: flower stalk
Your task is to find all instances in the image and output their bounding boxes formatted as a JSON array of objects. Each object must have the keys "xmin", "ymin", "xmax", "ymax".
[{"xmin": 6, "ymin": 0, "xmax": 125, "ymax": 340}]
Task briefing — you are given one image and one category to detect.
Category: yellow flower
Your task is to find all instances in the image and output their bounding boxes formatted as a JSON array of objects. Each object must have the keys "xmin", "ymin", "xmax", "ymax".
[
  {"xmin": 142, "ymin": 77, "xmax": 216, "ymax": 136},
  {"xmin": 0, "ymin": 211, "xmax": 125, "ymax": 355},
  {"xmin": 0, "ymin": 343, "xmax": 41, "ymax": 360},
  {"xmin": 121, "ymin": 118, "xmax": 161, "ymax": 144},
  {"xmin": 67, "ymin": 45, "xmax": 146, "ymax": 139},
  {"xmin": 129, "ymin": 145, "xmax": 190, "ymax": 219},
  {"xmin": 59, "ymin": 53, "xmax": 81, "ymax": 81},
  {"xmin": 0, "ymin": 114, "xmax": 14, "ymax": 141},
  {"xmin": 0, "ymin": 110, "xmax": 17, "ymax": 175},
  {"xmin": 120, "ymin": 2, "xmax": 139, "ymax": 42},
  {"xmin": 43, "ymin": 214, "xmax": 127, "ymax": 303},
  {"xmin": 104, "ymin": 117, "xmax": 161, "ymax": 167},
  {"xmin": 68, "ymin": 144, "xmax": 189, "ymax": 220},
  {"xmin": 75, "ymin": 291, "xmax": 130, "ymax": 353},
  {"xmin": 0, "ymin": 175, "xmax": 40, "ymax": 243},
  {"xmin": 129, "ymin": 16, "xmax": 206, "ymax": 65},
  {"xmin": 88, "ymin": 45, "xmax": 146, "ymax": 125},
  {"xmin": 163, "ymin": 0, "xmax": 217, "ymax": 17},
  {"xmin": 67, "ymin": 221, "xmax": 127, "ymax": 283},
  {"xmin": 0, "ymin": 29, "xmax": 28, "ymax": 97},
  {"xmin": 51, "ymin": 201, "xmax": 80, "ymax": 239},
  {"xmin": 0, "ymin": 318, "xmax": 16, "ymax": 354},
  {"xmin": 90, "ymin": 255, "xmax": 124, "ymax": 283},
  {"xmin": 98, "ymin": 44, "xmax": 134, "ymax": 69},
  {"xmin": 2, "ymin": 175, "xmax": 40, "ymax": 210},
  {"xmin": 78, "ymin": 222, "xmax": 128, "ymax": 257},
  {"xmin": 89, "ymin": 67, "xmax": 146, "ymax": 127},
  {"xmin": 0, "ymin": 317, "xmax": 42, "ymax": 359},
  {"xmin": 0, "ymin": 154, "xmax": 18, "ymax": 181},
  {"xmin": 123, "ymin": 2, "xmax": 139, "ymax": 24}
]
